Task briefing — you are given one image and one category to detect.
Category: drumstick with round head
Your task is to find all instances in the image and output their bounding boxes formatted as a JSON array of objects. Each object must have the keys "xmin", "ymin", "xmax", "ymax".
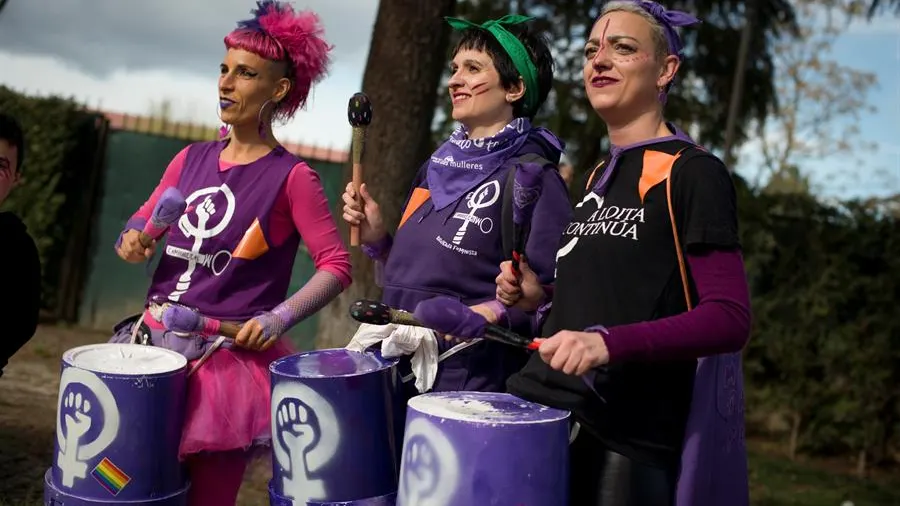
[
  {"xmin": 350, "ymin": 298, "xmax": 539, "ymax": 350},
  {"xmin": 511, "ymin": 162, "xmax": 544, "ymax": 277},
  {"xmin": 138, "ymin": 187, "xmax": 187, "ymax": 248},
  {"xmin": 162, "ymin": 305, "xmax": 242, "ymax": 339},
  {"xmin": 349, "ymin": 299, "xmax": 421, "ymax": 327},
  {"xmin": 347, "ymin": 92, "xmax": 373, "ymax": 247}
]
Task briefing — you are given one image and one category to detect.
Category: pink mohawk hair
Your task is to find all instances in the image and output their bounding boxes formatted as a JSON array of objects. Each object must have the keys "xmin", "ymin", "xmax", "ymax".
[{"xmin": 224, "ymin": 0, "xmax": 332, "ymax": 122}]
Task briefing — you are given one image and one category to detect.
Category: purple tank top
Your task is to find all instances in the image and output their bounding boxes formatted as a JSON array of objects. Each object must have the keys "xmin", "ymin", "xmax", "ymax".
[{"xmin": 147, "ymin": 141, "xmax": 301, "ymax": 320}]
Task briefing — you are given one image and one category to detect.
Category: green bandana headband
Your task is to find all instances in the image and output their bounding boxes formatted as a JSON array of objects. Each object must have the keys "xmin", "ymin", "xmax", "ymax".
[{"xmin": 445, "ymin": 14, "xmax": 540, "ymax": 116}]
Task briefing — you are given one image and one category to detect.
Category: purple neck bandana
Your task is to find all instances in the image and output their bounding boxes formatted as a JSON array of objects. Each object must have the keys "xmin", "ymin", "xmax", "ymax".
[{"xmin": 426, "ymin": 118, "xmax": 533, "ymax": 211}]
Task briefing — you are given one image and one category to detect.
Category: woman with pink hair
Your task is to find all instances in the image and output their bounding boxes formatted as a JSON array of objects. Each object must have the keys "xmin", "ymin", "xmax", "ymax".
[{"xmin": 112, "ymin": 1, "xmax": 350, "ymax": 504}]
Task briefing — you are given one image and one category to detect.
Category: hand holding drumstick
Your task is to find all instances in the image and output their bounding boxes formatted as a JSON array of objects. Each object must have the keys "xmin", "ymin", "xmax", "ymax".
[
  {"xmin": 347, "ymin": 92, "xmax": 373, "ymax": 246},
  {"xmin": 117, "ymin": 187, "xmax": 187, "ymax": 263},
  {"xmin": 162, "ymin": 305, "xmax": 279, "ymax": 351}
]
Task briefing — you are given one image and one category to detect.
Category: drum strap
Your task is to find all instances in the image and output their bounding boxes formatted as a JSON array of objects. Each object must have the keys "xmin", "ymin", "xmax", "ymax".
[
  {"xmin": 130, "ymin": 312, "xmax": 147, "ymax": 343},
  {"xmin": 569, "ymin": 421, "xmax": 581, "ymax": 444},
  {"xmin": 399, "ymin": 338, "xmax": 483, "ymax": 385},
  {"xmin": 188, "ymin": 336, "xmax": 227, "ymax": 376}
]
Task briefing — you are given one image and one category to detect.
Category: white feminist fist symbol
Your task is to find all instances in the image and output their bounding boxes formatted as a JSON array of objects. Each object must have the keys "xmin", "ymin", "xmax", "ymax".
[
  {"xmin": 56, "ymin": 369, "xmax": 120, "ymax": 488},
  {"xmin": 271, "ymin": 382, "xmax": 340, "ymax": 503},
  {"xmin": 398, "ymin": 418, "xmax": 459, "ymax": 506},
  {"xmin": 169, "ymin": 185, "xmax": 236, "ymax": 301},
  {"xmin": 452, "ymin": 180, "xmax": 500, "ymax": 245}
]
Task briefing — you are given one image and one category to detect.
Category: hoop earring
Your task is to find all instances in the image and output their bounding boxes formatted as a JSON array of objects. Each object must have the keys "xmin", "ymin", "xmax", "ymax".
[
  {"xmin": 216, "ymin": 103, "xmax": 230, "ymax": 139},
  {"xmin": 257, "ymin": 100, "xmax": 273, "ymax": 141},
  {"xmin": 658, "ymin": 87, "xmax": 668, "ymax": 105}
]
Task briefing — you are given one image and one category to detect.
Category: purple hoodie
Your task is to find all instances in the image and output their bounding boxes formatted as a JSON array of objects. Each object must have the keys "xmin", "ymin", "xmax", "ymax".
[{"xmin": 383, "ymin": 129, "xmax": 572, "ymax": 393}]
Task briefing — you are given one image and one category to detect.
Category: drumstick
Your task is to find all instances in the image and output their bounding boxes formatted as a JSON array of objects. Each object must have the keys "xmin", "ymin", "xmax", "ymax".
[
  {"xmin": 510, "ymin": 162, "xmax": 544, "ymax": 277},
  {"xmin": 138, "ymin": 187, "xmax": 187, "ymax": 248},
  {"xmin": 162, "ymin": 305, "xmax": 242, "ymax": 339},
  {"xmin": 347, "ymin": 92, "xmax": 373, "ymax": 247},
  {"xmin": 349, "ymin": 299, "xmax": 540, "ymax": 351}
]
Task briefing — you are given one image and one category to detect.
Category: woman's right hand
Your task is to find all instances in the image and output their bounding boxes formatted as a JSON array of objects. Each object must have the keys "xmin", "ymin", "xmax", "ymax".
[
  {"xmin": 342, "ymin": 182, "xmax": 386, "ymax": 245},
  {"xmin": 496, "ymin": 259, "xmax": 546, "ymax": 311},
  {"xmin": 116, "ymin": 229, "xmax": 155, "ymax": 263}
]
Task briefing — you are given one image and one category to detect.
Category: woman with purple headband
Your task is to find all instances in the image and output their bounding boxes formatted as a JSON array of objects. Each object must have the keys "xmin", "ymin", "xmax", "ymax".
[
  {"xmin": 112, "ymin": 1, "xmax": 351, "ymax": 504},
  {"xmin": 495, "ymin": 1, "xmax": 752, "ymax": 504}
]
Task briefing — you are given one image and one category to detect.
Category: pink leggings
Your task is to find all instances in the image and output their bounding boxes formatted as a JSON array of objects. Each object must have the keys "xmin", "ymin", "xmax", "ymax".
[{"xmin": 186, "ymin": 450, "xmax": 249, "ymax": 506}]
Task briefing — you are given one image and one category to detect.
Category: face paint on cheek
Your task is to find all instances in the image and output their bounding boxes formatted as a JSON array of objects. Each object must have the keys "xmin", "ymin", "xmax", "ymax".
[
  {"xmin": 611, "ymin": 54, "xmax": 650, "ymax": 64},
  {"xmin": 469, "ymin": 80, "xmax": 491, "ymax": 97}
]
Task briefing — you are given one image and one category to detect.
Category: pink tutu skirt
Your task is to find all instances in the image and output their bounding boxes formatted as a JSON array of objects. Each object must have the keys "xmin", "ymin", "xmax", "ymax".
[{"xmin": 179, "ymin": 338, "xmax": 295, "ymax": 459}]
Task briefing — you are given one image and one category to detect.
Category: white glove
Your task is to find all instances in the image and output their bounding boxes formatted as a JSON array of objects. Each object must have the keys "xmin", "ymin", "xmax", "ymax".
[{"xmin": 346, "ymin": 323, "xmax": 439, "ymax": 393}]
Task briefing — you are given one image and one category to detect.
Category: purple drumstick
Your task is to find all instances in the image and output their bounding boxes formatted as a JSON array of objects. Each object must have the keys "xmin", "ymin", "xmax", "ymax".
[
  {"xmin": 162, "ymin": 305, "xmax": 221, "ymax": 336},
  {"xmin": 511, "ymin": 162, "xmax": 544, "ymax": 274},
  {"xmin": 141, "ymin": 187, "xmax": 187, "ymax": 242}
]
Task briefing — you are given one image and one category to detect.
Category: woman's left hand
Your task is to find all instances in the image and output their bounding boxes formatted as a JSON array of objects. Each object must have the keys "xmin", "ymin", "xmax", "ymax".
[
  {"xmin": 537, "ymin": 330, "xmax": 610, "ymax": 375},
  {"xmin": 235, "ymin": 317, "xmax": 278, "ymax": 351},
  {"xmin": 439, "ymin": 303, "xmax": 498, "ymax": 343},
  {"xmin": 468, "ymin": 303, "xmax": 500, "ymax": 325}
]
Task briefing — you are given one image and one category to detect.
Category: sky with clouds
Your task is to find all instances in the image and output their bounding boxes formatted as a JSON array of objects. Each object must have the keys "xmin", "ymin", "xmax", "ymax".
[{"xmin": 0, "ymin": 0, "xmax": 896, "ymax": 199}]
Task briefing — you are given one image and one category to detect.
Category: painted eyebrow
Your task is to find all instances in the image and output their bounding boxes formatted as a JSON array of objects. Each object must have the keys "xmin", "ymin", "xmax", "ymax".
[{"xmin": 221, "ymin": 62, "xmax": 259, "ymax": 72}]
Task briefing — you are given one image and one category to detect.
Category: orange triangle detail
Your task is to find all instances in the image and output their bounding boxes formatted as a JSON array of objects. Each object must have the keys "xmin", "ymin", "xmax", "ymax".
[
  {"xmin": 398, "ymin": 188, "xmax": 431, "ymax": 228},
  {"xmin": 232, "ymin": 218, "xmax": 269, "ymax": 260},
  {"xmin": 638, "ymin": 150, "xmax": 678, "ymax": 203}
]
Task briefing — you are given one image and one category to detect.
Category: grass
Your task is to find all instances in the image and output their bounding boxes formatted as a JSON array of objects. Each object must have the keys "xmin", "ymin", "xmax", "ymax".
[{"xmin": 748, "ymin": 446, "xmax": 900, "ymax": 506}]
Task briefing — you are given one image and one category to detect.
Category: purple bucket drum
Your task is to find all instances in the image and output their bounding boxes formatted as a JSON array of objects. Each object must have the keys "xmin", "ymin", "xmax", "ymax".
[
  {"xmin": 396, "ymin": 391, "xmax": 570, "ymax": 506},
  {"xmin": 43, "ymin": 343, "xmax": 190, "ymax": 505},
  {"xmin": 268, "ymin": 348, "xmax": 401, "ymax": 506}
]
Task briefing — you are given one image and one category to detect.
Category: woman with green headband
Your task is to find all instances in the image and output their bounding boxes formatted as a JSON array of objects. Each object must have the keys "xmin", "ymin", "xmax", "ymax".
[{"xmin": 342, "ymin": 15, "xmax": 572, "ymax": 396}]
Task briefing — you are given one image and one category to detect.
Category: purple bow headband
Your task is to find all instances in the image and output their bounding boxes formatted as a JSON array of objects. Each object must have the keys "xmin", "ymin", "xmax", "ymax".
[{"xmin": 633, "ymin": 0, "xmax": 701, "ymax": 57}]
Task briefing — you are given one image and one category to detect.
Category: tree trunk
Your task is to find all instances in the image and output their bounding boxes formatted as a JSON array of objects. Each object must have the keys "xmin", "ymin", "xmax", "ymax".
[
  {"xmin": 789, "ymin": 411, "xmax": 801, "ymax": 461},
  {"xmin": 722, "ymin": 0, "xmax": 758, "ymax": 169},
  {"xmin": 856, "ymin": 448, "xmax": 867, "ymax": 479},
  {"xmin": 315, "ymin": 0, "xmax": 457, "ymax": 348}
]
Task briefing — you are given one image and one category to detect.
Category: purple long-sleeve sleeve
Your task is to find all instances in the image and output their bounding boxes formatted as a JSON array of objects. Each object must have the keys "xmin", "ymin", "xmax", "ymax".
[
  {"xmin": 362, "ymin": 233, "xmax": 393, "ymax": 287},
  {"xmin": 600, "ymin": 248, "xmax": 751, "ymax": 362}
]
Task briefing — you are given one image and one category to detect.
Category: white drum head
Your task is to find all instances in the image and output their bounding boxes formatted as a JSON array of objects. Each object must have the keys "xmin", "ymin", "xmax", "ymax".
[{"xmin": 63, "ymin": 343, "xmax": 187, "ymax": 375}]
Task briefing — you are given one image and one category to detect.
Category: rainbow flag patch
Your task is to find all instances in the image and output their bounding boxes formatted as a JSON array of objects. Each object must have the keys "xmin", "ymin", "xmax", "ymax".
[{"xmin": 91, "ymin": 457, "xmax": 131, "ymax": 496}]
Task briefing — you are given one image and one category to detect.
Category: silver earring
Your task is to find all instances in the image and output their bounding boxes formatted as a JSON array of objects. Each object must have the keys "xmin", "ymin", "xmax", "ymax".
[{"xmin": 257, "ymin": 100, "xmax": 272, "ymax": 140}]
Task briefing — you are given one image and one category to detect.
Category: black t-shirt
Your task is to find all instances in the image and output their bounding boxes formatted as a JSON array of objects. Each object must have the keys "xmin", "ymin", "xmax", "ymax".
[
  {"xmin": 0, "ymin": 211, "xmax": 41, "ymax": 376},
  {"xmin": 507, "ymin": 139, "xmax": 739, "ymax": 467}
]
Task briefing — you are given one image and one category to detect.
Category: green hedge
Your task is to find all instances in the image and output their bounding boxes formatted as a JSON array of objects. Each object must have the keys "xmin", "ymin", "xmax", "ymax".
[
  {"xmin": 0, "ymin": 86, "xmax": 104, "ymax": 315},
  {"xmin": 738, "ymin": 180, "xmax": 900, "ymax": 472}
]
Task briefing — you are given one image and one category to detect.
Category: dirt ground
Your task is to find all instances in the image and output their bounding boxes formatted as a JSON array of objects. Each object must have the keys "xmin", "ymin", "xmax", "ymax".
[{"xmin": 0, "ymin": 325, "xmax": 269, "ymax": 506}]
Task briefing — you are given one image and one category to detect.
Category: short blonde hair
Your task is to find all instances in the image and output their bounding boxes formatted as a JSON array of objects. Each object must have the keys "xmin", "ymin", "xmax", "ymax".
[{"xmin": 599, "ymin": 1, "xmax": 669, "ymax": 61}]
